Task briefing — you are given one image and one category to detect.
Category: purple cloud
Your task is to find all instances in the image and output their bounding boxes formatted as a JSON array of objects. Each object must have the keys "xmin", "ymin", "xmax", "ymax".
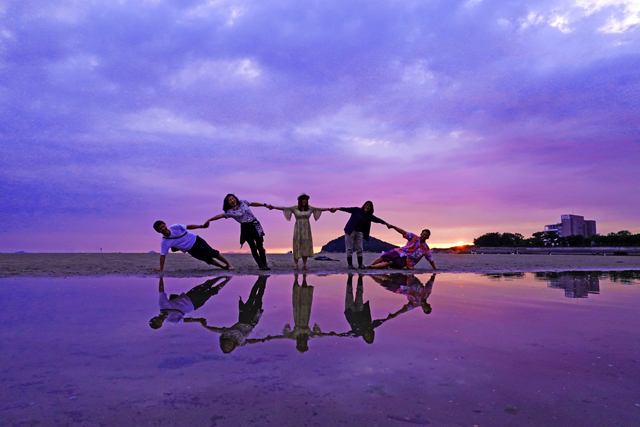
[{"xmin": 1, "ymin": 0, "xmax": 639, "ymax": 252}]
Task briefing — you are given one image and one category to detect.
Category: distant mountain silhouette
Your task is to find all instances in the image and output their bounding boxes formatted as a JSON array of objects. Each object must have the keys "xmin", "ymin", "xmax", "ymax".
[{"xmin": 320, "ymin": 236, "xmax": 399, "ymax": 253}]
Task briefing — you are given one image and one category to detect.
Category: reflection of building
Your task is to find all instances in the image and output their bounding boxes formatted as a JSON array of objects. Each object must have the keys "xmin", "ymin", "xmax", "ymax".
[
  {"xmin": 544, "ymin": 214, "xmax": 596, "ymax": 237},
  {"xmin": 545, "ymin": 274, "xmax": 600, "ymax": 298}
]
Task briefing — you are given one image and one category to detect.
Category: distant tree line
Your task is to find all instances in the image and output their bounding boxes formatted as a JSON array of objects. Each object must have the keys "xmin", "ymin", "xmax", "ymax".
[{"xmin": 473, "ymin": 230, "xmax": 640, "ymax": 247}]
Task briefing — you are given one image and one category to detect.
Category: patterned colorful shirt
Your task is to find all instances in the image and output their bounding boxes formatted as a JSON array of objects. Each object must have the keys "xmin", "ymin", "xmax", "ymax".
[
  {"xmin": 395, "ymin": 275, "xmax": 433, "ymax": 310},
  {"xmin": 393, "ymin": 232, "xmax": 433, "ymax": 269},
  {"xmin": 224, "ymin": 199, "xmax": 265, "ymax": 236},
  {"xmin": 224, "ymin": 199, "xmax": 258, "ymax": 223}
]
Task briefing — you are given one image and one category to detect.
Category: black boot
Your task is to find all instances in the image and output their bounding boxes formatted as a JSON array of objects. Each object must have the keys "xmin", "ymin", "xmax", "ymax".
[
  {"xmin": 347, "ymin": 256, "xmax": 355, "ymax": 269},
  {"xmin": 260, "ymin": 252, "xmax": 270, "ymax": 270},
  {"xmin": 251, "ymin": 251, "xmax": 264, "ymax": 269},
  {"xmin": 357, "ymin": 256, "xmax": 364, "ymax": 269}
]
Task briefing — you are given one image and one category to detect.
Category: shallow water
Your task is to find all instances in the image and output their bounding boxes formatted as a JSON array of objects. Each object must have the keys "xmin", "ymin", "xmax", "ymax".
[{"xmin": 1, "ymin": 272, "xmax": 639, "ymax": 426}]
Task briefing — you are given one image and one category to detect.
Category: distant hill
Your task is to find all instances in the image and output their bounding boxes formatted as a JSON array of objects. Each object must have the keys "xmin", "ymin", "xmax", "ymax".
[{"xmin": 320, "ymin": 236, "xmax": 399, "ymax": 253}]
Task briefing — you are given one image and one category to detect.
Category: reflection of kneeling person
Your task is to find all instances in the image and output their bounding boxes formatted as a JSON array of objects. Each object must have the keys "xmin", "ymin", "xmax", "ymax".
[
  {"xmin": 367, "ymin": 224, "xmax": 437, "ymax": 270},
  {"xmin": 153, "ymin": 221, "xmax": 233, "ymax": 271},
  {"xmin": 372, "ymin": 273, "xmax": 436, "ymax": 316},
  {"xmin": 149, "ymin": 276, "xmax": 230, "ymax": 329}
]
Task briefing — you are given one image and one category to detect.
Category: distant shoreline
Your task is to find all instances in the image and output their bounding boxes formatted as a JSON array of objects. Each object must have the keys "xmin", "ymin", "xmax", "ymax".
[
  {"xmin": 1, "ymin": 252, "xmax": 640, "ymax": 278},
  {"xmin": 467, "ymin": 246, "xmax": 640, "ymax": 255}
]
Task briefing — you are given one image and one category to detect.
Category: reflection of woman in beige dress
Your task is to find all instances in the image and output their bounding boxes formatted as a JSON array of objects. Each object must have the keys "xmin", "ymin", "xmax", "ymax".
[
  {"xmin": 247, "ymin": 274, "xmax": 337, "ymax": 353},
  {"xmin": 268, "ymin": 193, "xmax": 334, "ymax": 270},
  {"xmin": 284, "ymin": 274, "xmax": 318, "ymax": 352}
]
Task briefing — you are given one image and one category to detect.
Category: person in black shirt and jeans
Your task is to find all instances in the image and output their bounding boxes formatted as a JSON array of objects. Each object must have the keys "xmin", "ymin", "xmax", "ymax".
[{"xmin": 331, "ymin": 201, "xmax": 387, "ymax": 269}]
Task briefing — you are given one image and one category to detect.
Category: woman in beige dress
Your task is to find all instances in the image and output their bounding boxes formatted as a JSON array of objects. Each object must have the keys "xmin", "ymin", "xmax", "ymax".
[{"xmin": 268, "ymin": 194, "xmax": 334, "ymax": 270}]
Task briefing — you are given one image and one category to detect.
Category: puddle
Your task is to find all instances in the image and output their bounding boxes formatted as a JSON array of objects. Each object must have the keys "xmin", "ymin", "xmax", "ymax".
[{"xmin": 1, "ymin": 272, "xmax": 639, "ymax": 426}]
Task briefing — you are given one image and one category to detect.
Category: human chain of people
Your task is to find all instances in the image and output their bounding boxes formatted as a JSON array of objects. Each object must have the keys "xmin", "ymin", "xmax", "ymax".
[
  {"xmin": 150, "ymin": 273, "xmax": 437, "ymax": 354},
  {"xmin": 153, "ymin": 193, "xmax": 438, "ymax": 272}
]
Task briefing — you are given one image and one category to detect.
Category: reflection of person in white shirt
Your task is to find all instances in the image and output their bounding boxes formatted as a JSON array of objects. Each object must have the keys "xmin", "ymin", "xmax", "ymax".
[
  {"xmin": 149, "ymin": 276, "xmax": 231, "ymax": 329},
  {"xmin": 152, "ymin": 221, "xmax": 232, "ymax": 271}
]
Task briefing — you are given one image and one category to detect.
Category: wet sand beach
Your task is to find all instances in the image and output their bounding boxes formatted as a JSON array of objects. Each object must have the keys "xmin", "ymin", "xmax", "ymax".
[{"xmin": 1, "ymin": 252, "xmax": 639, "ymax": 277}]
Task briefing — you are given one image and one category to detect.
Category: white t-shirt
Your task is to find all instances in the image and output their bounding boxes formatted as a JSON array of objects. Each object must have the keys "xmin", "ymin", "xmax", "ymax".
[
  {"xmin": 160, "ymin": 224, "xmax": 197, "ymax": 256},
  {"xmin": 158, "ymin": 292, "xmax": 195, "ymax": 324},
  {"xmin": 224, "ymin": 200, "xmax": 257, "ymax": 223}
]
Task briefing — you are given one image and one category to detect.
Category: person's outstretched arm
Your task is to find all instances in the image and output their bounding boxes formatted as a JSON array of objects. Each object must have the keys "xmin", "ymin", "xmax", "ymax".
[
  {"xmin": 386, "ymin": 224, "xmax": 407, "ymax": 237},
  {"xmin": 266, "ymin": 204, "xmax": 285, "ymax": 211},
  {"xmin": 186, "ymin": 223, "xmax": 209, "ymax": 230},
  {"xmin": 330, "ymin": 207, "xmax": 357, "ymax": 213},
  {"xmin": 369, "ymin": 274, "xmax": 391, "ymax": 285},
  {"xmin": 203, "ymin": 324, "xmax": 226, "ymax": 333},
  {"xmin": 153, "ymin": 255, "xmax": 166, "ymax": 272},
  {"xmin": 205, "ymin": 213, "xmax": 227, "ymax": 224},
  {"xmin": 249, "ymin": 202, "xmax": 269, "ymax": 208},
  {"xmin": 371, "ymin": 215, "xmax": 388, "ymax": 226},
  {"xmin": 386, "ymin": 305, "xmax": 409, "ymax": 320}
]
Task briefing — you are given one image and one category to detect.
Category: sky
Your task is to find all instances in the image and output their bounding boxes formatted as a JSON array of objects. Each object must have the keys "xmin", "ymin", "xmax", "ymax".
[{"xmin": 1, "ymin": 0, "xmax": 639, "ymax": 253}]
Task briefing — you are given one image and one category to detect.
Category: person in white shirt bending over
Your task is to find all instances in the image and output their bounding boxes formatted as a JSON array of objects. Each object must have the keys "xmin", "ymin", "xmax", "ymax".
[{"xmin": 152, "ymin": 220, "xmax": 233, "ymax": 272}]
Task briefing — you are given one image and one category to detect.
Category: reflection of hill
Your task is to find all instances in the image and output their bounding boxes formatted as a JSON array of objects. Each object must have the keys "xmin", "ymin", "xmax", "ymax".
[{"xmin": 321, "ymin": 236, "xmax": 398, "ymax": 253}]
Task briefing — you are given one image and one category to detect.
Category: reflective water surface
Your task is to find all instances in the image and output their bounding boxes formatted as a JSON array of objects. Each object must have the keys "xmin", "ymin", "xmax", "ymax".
[{"xmin": 1, "ymin": 272, "xmax": 639, "ymax": 426}]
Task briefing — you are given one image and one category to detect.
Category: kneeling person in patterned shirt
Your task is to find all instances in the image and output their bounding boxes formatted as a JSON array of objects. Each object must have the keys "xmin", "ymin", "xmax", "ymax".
[
  {"xmin": 152, "ymin": 221, "xmax": 233, "ymax": 271},
  {"xmin": 366, "ymin": 224, "xmax": 438, "ymax": 270}
]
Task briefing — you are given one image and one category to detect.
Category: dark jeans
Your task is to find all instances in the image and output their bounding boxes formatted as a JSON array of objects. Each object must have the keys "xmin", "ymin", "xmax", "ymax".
[
  {"xmin": 187, "ymin": 236, "xmax": 221, "ymax": 265},
  {"xmin": 238, "ymin": 276, "xmax": 268, "ymax": 325},
  {"xmin": 186, "ymin": 279, "xmax": 225, "ymax": 310},
  {"xmin": 241, "ymin": 222, "xmax": 267, "ymax": 267}
]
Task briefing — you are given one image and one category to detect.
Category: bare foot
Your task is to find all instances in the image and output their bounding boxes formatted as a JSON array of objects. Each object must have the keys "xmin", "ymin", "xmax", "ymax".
[
  {"xmin": 303, "ymin": 265, "xmax": 308, "ymax": 270},
  {"xmin": 226, "ymin": 265, "xmax": 234, "ymax": 270},
  {"xmin": 294, "ymin": 264, "xmax": 299, "ymax": 270}
]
